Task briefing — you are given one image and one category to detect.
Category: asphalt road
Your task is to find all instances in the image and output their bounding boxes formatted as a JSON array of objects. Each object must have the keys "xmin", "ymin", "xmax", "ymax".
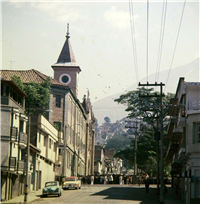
[{"xmin": 31, "ymin": 184, "xmax": 161, "ymax": 204}]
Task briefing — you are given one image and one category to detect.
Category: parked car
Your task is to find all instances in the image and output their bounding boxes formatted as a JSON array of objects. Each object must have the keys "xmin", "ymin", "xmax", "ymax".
[
  {"xmin": 42, "ymin": 181, "xmax": 62, "ymax": 197},
  {"xmin": 63, "ymin": 177, "xmax": 81, "ymax": 190}
]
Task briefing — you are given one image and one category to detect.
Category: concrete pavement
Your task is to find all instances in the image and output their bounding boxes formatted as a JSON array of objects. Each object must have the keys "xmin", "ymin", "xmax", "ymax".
[{"xmin": 1, "ymin": 184, "xmax": 184, "ymax": 204}]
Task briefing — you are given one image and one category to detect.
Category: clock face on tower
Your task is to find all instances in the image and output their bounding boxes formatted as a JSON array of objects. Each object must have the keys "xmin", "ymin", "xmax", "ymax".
[{"xmin": 59, "ymin": 73, "xmax": 71, "ymax": 85}]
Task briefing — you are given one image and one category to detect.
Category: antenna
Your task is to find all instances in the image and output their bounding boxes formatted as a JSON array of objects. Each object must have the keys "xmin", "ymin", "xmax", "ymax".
[{"xmin": 8, "ymin": 60, "xmax": 15, "ymax": 69}]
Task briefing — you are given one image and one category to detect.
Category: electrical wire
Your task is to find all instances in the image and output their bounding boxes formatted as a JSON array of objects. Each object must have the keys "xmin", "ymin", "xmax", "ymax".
[
  {"xmin": 155, "ymin": 0, "xmax": 168, "ymax": 83},
  {"xmin": 165, "ymin": 0, "xmax": 186, "ymax": 92},
  {"xmin": 146, "ymin": 0, "xmax": 149, "ymax": 82},
  {"xmin": 129, "ymin": 0, "xmax": 139, "ymax": 84}
]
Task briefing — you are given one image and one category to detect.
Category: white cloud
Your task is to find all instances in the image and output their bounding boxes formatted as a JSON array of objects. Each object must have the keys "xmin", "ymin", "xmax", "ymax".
[
  {"xmin": 9, "ymin": 1, "xmax": 87, "ymax": 22},
  {"xmin": 104, "ymin": 6, "xmax": 138, "ymax": 29}
]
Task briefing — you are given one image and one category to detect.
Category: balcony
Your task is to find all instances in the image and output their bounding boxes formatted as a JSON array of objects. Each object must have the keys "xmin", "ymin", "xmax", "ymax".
[
  {"xmin": 187, "ymin": 98, "xmax": 200, "ymax": 115},
  {"xmin": 1, "ymin": 96, "xmax": 9, "ymax": 105},
  {"xmin": 171, "ymin": 128, "xmax": 183, "ymax": 142},
  {"xmin": 177, "ymin": 116, "xmax": 186, "ymax": 127},
  {"xmin": 178, "ymin": 148, "xmax": 187, "ymax": 163},
  {"xmin": 167, "ymin": 118, "xmax": 177, "ymax": 139},
  {"xmin": 58, "ymin": 131, "xmax": 63, "ymax": 144},
  {"xmin": 10, "ymin": 127, "xmax": 18, "ymax": 142},
  {"xmin": 18, "ymin": 132, "xmax": 27, "ymax": 149},
  {"xmin": 1, "ymin": 96, "xmax": 24, "ymax": 113},
  {"xmin": 17, "ymin": 160, "xmax": 24, "ymax": 174},
  {"xmin": 166, "ymin": 141, "xmax": 179, "ymax": 163},
  {"xmin": 9, "ymin": 157, "xmax": 17, "ymax": 171}
]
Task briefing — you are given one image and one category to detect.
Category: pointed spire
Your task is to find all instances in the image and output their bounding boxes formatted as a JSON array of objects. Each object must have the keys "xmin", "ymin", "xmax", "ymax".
[{"xmin": 57, "ymin": 23, "xmax": 76, "ymax": 63}]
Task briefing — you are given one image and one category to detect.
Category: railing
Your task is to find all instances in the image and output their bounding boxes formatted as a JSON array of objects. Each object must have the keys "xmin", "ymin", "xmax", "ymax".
[
  {"xmin": 19, "ymin": 132, "xmax": 27, "ymax": 144},
  {"xmin": 188, "ymin": 98, "xmax": 200, "ymax": 111},
  {"xmin": 58, "ymin": 131, "xmax": 63, "ymax": 143},
  {"xmin": 1, "ymin": 96, "xmax": 9, "ymax": 105},
  {"xmin": 178, "ymin": 147, "xmax": 186, "ymax": 161},
  {"xmin": 9, "ymin": 157, "xmax": 17, "ymax": 171},
  {"xmin": 17, "ymin": 160, "xmax": 24, "ymax": 172},
  {"xmin": 1, "ymin": 96, "xmax": 24, "ymax": 109},
  {"xmin": 10, "ymin": 127, "xmax": 18, "ymax": 142}
]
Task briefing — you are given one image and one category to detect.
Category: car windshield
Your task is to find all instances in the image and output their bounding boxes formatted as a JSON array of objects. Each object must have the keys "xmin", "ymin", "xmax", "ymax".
[
  {"xmin": 45, "ymin": 182, "xmax": 57, "ymax": 187},
  {"xmin": 66, "ymin": 178, "xmax": 76, "ymax": 181}
]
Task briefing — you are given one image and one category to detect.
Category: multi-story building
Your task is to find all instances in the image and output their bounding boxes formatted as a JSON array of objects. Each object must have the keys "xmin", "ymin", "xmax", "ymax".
[
  {"xmin": 166, "ymin": 77, "xmax": 200, "ymax": 204},
  {"xmin": 1, "ymin": 26, "xmax": 95, "ymax": 182},
  {"xmin": 29, "ymin": 114, "xmax": 60, "ymax": 191},
  {"xmin": 1, "ymin": 79, "xmax": 28, "ymax": 200},
  {"xmin": 94, "ymin": 145, "xmax": 106, "ymax": 175},
  {"xmin": 82, "ymin": 92, "xmax": 95, "ymax": 176}
]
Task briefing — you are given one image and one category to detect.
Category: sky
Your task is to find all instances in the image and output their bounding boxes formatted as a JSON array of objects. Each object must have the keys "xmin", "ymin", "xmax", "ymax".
[{"xmin": 1, "ymin": 0, "xmax": 199, "ymax": 103}]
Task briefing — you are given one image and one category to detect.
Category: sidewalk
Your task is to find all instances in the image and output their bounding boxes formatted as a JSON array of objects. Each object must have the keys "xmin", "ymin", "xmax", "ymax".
[
  {"xmin": 1, "ymin": 189, "xmax": 43, "ymax": 204},
  {"xmin": 164, "ymin": 186, "xmax": 184, "ymax": 204}
]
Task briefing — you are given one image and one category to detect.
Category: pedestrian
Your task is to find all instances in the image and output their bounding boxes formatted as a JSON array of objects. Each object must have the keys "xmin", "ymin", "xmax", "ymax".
[
  {"xmin": 90, "ymin": 175, "xmax": 94, "ymax": 185},
  {"xmin": 83, "ymin": 177, "xmax": 85, "ymax": 184},
  {"xmin": 104, "ymin": 175, "xmax": 107, "ymax": 185},
  {"xmin": 109, "ymin": 175, "xmax": 113, "ymax": 184},
  {"xmin": 138, "ymin": 175, "xmax": 141, "ymax": 187},
  {"xmin": 100, "ymin": 176, "xmax": 103, "ymax": 184},
  {"xmin": 119, "ymin": 175, "xmax": 123, "ymax": 185},
  {"xmin": 144, "ymin": 177, "xmax": 150, "ymax": 194}
]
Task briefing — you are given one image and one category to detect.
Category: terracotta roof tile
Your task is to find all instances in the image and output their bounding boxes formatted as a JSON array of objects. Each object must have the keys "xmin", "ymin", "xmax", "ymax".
[{"xmin": 0, "ymin": 69, "xmax": 68, "ymax": 87}]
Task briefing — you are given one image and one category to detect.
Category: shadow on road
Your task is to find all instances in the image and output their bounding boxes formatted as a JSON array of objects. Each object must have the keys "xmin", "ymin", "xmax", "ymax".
[{"xmin": 91, "ymin": 187, "xmax": 160, "ymax": 204}]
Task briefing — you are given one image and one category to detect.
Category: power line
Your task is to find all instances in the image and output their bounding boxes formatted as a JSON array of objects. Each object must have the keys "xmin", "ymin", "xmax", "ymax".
[
  {"xmin": 165, "ymin": 0, "xmax": 186, "ymax": 92},
  {"xmin": 155, "ymin": 0, "xmax": 168, "ymax": 83},
  {"xmin": 146, "ymin": 0, "xmax": 149, "ymax": 82},
  {"xmin": 129, "ymin": 0, "xmax": 139, "ymax": 83}
]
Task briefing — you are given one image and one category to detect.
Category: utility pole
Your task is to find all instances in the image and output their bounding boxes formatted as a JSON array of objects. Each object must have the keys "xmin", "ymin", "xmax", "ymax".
[
  {"xmin": 125, "ymin": 119, "xmax": 140, "ymax": 177},
  {"xmin": 24, "ymin": 113, "xmax": 30, "ymax": 203},
  {"xmin": 138, "ymin": 82, "xmax": 165, "ymax": 204},
  {"xmin": 63, "ymin": 125, "xmax": 67, "ymax": 180}
]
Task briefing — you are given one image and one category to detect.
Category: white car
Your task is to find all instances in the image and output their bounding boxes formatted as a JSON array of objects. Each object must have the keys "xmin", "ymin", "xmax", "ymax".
[{"xmin": 63, "ymin": 177, "xmax": 81, "ymax": 190}]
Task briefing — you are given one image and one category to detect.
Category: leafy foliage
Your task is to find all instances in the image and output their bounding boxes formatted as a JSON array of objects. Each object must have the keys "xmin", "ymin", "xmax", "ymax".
[
  {"xmin": 104, "ymin": 116, "xmax": 111, "ymax": 123},
  {"xmin": 105, "ymin": 135, "xmax": 131, "ymax": 152},
  {"xmin": 11, "ymin": 75, "xmax": 51, "ymax": 115},
  {"xmin": 114, "ymin": 87, "xmax": 175, "ymax": 175}
]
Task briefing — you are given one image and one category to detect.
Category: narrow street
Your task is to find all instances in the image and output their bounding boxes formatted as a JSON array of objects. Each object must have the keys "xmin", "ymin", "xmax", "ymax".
[
  {"xmin": 26, "ymin": 184, "xmax": 182, "ymax": 204},
  {"xmin": 30, "ymin": 185, "xmax": 160, "ymax": 204}
]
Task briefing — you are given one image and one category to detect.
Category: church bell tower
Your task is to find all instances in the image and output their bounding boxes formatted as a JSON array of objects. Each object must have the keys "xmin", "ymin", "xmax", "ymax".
[{"xmin": 52, "ymin": 24, "xmax": 81, "ymax": 97}]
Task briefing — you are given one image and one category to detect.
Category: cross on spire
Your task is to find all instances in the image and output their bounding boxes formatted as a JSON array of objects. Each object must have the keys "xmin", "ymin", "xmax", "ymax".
[{"xmin": 66, "ymin": 23, "xmax": 70, "ymax": 38}]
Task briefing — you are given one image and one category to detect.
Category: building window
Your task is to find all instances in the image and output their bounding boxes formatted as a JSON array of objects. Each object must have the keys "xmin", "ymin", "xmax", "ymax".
[
  {"xmin": 44, "ymin": 137, "xmax": 46, "ymax": 146},
  {"xmin": 193, "ymin": 122, "xmax": 200, "ymax": 143},
  {"xmin": 1, "ymin": 84, "xmax": 4, "ymax": 96},
  {"xmin": 54, "ymin": 142, "xmax": 56, "ymax": 152},
  {"xmin": 6, "ymin": 86, "xmax": 10, "ymax": 96},
  {"xmin": 49, "ymin": 139, "xmax": 51, "ymax": 148},
  {"xmin": 56, "ymin": 95, "xmax": 61, "ymax": 108},
  {"xmin": 54, "ymin": 121, "xmax": 61, "ymax": 131},
  {"xmin": 20, "ymin": 121, "xmax": 24, "ymax": 133}
]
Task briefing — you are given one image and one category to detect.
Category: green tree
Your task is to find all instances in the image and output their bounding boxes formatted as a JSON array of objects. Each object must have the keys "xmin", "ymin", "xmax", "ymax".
[
  {"xmin": 114, "ymin": 87, "xmax": 175, "ymax": 174},
  {"xmin": 104, "ymin": 116, "xmax": 111, "ymax": 123},
  {"xmin": 11, "ymin": 75, "xmax": 51, "ymax": 115},
  {"xmin": 105, "ymin": 135, "xmax": 131, "ymax": 152}
]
